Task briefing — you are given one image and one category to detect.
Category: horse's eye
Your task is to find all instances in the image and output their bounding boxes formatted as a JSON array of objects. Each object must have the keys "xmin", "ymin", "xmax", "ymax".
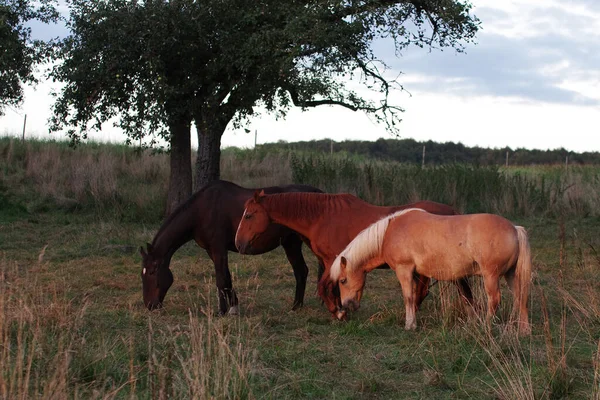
[
  {"xmin": 244, "ymin": 213, "xmax": 252, "ymax": 220},
  {"xmin": 340, "ymin": 278, "xmax": 347, "ymax": 285}
]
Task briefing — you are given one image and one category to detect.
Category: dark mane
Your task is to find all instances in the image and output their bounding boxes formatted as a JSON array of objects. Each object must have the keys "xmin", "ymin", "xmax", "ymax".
[
  {"xmin": 263, "ymin": 192, "xmax": 358, "ymax": 221},
  {"xmin": 152, "ymin": 180, "xmax": 234, "ymax": 245}
]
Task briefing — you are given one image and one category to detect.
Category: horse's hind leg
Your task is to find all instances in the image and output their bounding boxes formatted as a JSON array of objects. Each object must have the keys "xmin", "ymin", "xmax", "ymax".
[
  {"xmin": 504, "ymin": 268, "xmax": 521, "ymax": 328},
  {"xmin": 483, "ymin": 273, "xmax": 501, "ymax": 325},
  {"xmin": 395, "ymin": 265, "xmax": 418, "ymax": 330},
  {"xmin": 455, "ymin": 277, "xmax": 475, "ymax": 309},
  {"xmin": 414, "ymin": 273, "xmax": 431, "ymax": 310},
  {"xmin": 208, "ymin": 248, "xmax": 239, "ymax": 316},
  {"xmin": 282, "ymin": 235, "xmax": 309, "ymax": 310}
]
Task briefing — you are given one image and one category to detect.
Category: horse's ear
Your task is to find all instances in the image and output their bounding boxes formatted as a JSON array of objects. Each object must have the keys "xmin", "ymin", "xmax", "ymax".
[
  {"xmin": 139, "ymin": 246, "xmax": 147, "ymax": 258},
  {"xmin": 146, "ymin": 242, "xmax": 153, "ymax": 253},
  {"xmin": 253, "ymin": 190, "xmax": 266, "ymax": 203},
  {"xmin": 340, "ymin": 256, "xmax": 347, "ymax": 270}
]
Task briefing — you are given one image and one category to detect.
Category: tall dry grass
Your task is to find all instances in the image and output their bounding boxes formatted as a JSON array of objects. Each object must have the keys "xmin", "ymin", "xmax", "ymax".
[
  {"xmin": 0, "ymin": 138, "xmax": 168, "ymax": 221},
  {"xmin": 0, "ymin": 255, "xmax": 87, "ymax": 399},
  {"xmin": 0, "ymin": 254, "xmax": 255, "ymax": 399},
  {"xmin": 2, "ymin": 138, "xmax": 599, "ymax": 219},
  {"xmin": 286, "ymin": 152, "xmax": 600, "ymax": 217}
]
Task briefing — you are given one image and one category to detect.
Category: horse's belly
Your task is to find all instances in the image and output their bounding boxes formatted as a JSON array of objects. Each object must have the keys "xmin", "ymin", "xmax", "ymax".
[{"xmin": 415, "ymin": 256, "xmax": 480, "ymax": 281}]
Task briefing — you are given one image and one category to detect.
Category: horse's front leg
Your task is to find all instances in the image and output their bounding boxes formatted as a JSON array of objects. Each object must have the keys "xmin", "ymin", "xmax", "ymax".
[
  {"xmin": 396, "ymin": 265, "xmax": 418, "ymax": 330},
  {"xmin": 208, "ymin": 248, "xmax": 238, "ymax": 316},
  {"xmin": 281, "ymin": 235, "xmax": 309, "ymax": 310},
  {"xmin": 316, "ymin": 257, "xmax": 325, "ymax": 283}
]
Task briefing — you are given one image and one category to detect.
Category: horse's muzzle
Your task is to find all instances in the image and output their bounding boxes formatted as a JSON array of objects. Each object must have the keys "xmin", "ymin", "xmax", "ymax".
[
  {"xmin": 235, "ymin": 239, "xmax": 250, "ymax": 254},
  {"xmin": 342, "ymin": 299, "xmax": 360, "ymax": 312}
]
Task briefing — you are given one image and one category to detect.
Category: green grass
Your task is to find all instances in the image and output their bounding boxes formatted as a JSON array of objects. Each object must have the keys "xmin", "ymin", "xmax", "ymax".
[
  {"xmin": 1, "ymin": 210, "xmax": 600, "ymax": 398},
  {"xmin": 1, "ymin": 137, "xmax": 600, "ymax": 398}
]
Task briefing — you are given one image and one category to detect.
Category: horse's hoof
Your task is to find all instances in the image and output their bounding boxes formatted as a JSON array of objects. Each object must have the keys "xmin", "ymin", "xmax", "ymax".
[
  {"xmin": 228, "ymin": 305, "xmax": 239, "ymax": 316},
  {"xmin": 291, "ymin": 302, "xmax": 303, "ymax": 311}
]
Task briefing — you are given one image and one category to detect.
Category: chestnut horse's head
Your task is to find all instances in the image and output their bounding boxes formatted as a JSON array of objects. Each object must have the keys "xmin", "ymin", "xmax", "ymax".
[
  {"xmin": 331, "ymin": 256, "xmax": 367, "ymax": 314},
  {"xmin": 317, "ymin": 272, "xmax": 347, "ymax": 320},
  {"xmin": 235, "ymin": 190, "xmax": 271, "ymax": 254},
  {"xmin": 140, "ymin": 243, "xmax": 173, "ymax": 310}
]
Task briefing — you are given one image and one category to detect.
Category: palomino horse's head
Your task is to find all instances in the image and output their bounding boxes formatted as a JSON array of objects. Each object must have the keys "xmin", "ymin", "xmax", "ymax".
[
  {"xmin": 140, "ymin": 243, "xmax": 173, "ymax": 310},
  {"xmin": 333, "ymin": 256, "xmax": 367, "ymax": 314},
  {"xmin": 235, "ymin": 190, "xmax": 271, "ymax": 254}
]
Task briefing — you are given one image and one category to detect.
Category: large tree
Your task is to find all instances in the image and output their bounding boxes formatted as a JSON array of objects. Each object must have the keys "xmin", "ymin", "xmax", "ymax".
[
  {"xmin": 50, "ymin": 0, "xmax": 479, "ymax": 214},
  {"xmin": 0, "ymin": 0, "xmax": 58, "ymax": 115}
]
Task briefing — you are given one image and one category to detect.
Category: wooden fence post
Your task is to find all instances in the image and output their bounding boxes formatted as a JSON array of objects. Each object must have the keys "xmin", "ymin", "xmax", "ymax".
[{"xmin": 21, "ymin": 114, "xmax": 27, "ymax": 143}]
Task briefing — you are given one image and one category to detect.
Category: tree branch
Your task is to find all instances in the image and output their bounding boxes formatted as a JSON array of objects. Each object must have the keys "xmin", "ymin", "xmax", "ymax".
[
  {"xmin": 285, "ymin": 85, "xmax": 359, "ymax": 111},
  {"xmin": 334, "ymin": 0, "xmax": 411, "ymax": 19}
]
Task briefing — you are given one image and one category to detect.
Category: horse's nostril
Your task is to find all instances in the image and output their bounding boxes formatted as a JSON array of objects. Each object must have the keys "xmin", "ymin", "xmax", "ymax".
[{"xmin": 238, "ymin": 242, "xmax": 250, "ymax": 254}]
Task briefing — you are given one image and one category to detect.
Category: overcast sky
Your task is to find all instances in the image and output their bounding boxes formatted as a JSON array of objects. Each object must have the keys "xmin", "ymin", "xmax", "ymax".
[{"xmin": 1, "ymin": 0, "xmax": 599, "ymax": 152}]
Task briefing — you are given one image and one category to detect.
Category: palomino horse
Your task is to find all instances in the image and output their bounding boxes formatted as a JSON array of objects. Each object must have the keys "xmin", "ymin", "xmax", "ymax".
[
  {"xmin": 234, "ymin": 191, "xmax": 473, "ymax": 319},
  {"xmin": 330, "ymin": 209, "xmax": 532, "ymax": 335},
  {"xmin": 140, "ymin": 180, "xmax": 322, "ymax": 314}
]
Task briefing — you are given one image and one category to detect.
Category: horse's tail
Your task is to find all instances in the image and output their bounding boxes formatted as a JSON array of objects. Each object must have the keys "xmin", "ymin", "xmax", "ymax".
[{"xmin": 514, "ymin": 226, "xmax": 532, "ymax": 335}]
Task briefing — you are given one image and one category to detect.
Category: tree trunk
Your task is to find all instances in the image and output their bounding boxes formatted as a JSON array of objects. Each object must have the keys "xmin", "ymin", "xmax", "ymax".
[
  {"xmin": 194, "ymin": 116, "xmax": 227, "ymax": 191},
  {"xmin": 166, "ymin": 117, "xmax": 192, "ymax": 215}
]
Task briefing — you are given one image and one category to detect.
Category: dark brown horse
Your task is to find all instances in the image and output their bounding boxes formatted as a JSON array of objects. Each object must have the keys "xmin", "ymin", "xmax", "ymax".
[
  {"xmin": 235, "ymin": 191, "xmax": 473, "ymax": 319},
  {"xmin": 140, "ymin": 180, "xmax": 322, "ymax": 314}
]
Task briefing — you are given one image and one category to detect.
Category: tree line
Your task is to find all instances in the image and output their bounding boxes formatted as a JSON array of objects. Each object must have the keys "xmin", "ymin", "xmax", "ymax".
[{"xmin": 258, "ymin": 138, "xmax": 600, "ymax": 165}]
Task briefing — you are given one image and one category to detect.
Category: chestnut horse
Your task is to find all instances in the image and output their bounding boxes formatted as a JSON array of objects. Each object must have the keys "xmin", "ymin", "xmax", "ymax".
[
  {"xmin": 140, "ymin": 180, "xmax": 322, "ymax": 314},
  {"xmin": 330, "ymin": 209, "xmax": 532, "ymax": 335},
  {"xmin": 234, "ymin": 191, "xmax": 473, "ymax": 319}
]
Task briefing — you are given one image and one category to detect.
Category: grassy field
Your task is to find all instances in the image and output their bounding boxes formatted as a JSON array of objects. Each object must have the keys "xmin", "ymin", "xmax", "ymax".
[{"xmin": 1, "ymin": 138, "xmax": 600, "ymax": 398}]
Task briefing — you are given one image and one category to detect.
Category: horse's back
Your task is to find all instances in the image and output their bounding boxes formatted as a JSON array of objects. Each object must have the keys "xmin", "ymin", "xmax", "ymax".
[
  {"xmin": 190, "ymin": 180, "xmax": 320, "ymax": 251},
  {"xmin": 398, "ymin": 200, "xmax": 458, "ymax": 216},
  {"xmin": 274, "ymin": 184, "xmax": 323, "ymax": 194}
]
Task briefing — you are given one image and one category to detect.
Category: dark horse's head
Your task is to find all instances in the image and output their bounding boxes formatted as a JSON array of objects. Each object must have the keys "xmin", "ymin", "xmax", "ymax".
[
  {"xmin": 235, "ymin": 190, "xmax": 271, "ymax": 254},
  {"xmin": 140, "ymin": 243, "xmax": 173, "ymax": 310}
]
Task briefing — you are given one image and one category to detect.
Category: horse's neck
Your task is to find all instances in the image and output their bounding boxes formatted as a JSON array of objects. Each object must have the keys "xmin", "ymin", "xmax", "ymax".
[
  {"xmin": 364, "ymin": 256, "xmax": 386, "ymax": 272},
  {"xmin": 153, "ymin": 210, "xmax": 195, "ymax": 262},
  {"xmin": 262, "ymin": 194, "xmax": 327, "ymax": 238},
  {"xmin": 342, "ymin": 211, "xmax": 392, "ymax": 272},
  {"xmin": 346, "ymin": 245, "xmax": 386, "ymax": 273}
]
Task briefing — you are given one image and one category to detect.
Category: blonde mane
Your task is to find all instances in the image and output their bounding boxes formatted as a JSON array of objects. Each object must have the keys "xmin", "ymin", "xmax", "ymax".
[{"xmin": 329, "ymin": 208, "xmax": 425, "ymax": 281}]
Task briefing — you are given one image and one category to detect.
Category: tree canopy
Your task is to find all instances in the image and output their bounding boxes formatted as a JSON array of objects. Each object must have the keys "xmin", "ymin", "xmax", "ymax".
[
  {"xmin": 50, "ymin": 0, "xmax": 480, "ymax": 212},
  {"xmin": 0, "ymin": 0, "xmax": 59, "ymax": 115},
  {"xmin": 51, "ymin": 0, "xmax": 479, "ymax": 138}
]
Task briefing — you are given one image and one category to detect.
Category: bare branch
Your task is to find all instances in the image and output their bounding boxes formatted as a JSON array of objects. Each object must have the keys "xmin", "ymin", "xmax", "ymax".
[{"xmin": 285, "ymin": 85, "xmax": 359, "ymax": 111}]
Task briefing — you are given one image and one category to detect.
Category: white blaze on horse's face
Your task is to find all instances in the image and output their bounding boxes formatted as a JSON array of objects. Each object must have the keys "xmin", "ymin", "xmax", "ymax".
[
  {"xmin": 143, "ymin": 268, "xmax": 146, "ymax": 275},
  {"xmin": 235, "ymin": 200, "xmax": 272, "ymax": 254},
  {"xmin": 235, "ymin": 209, "xmax": 248, "ymax": 245}
]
